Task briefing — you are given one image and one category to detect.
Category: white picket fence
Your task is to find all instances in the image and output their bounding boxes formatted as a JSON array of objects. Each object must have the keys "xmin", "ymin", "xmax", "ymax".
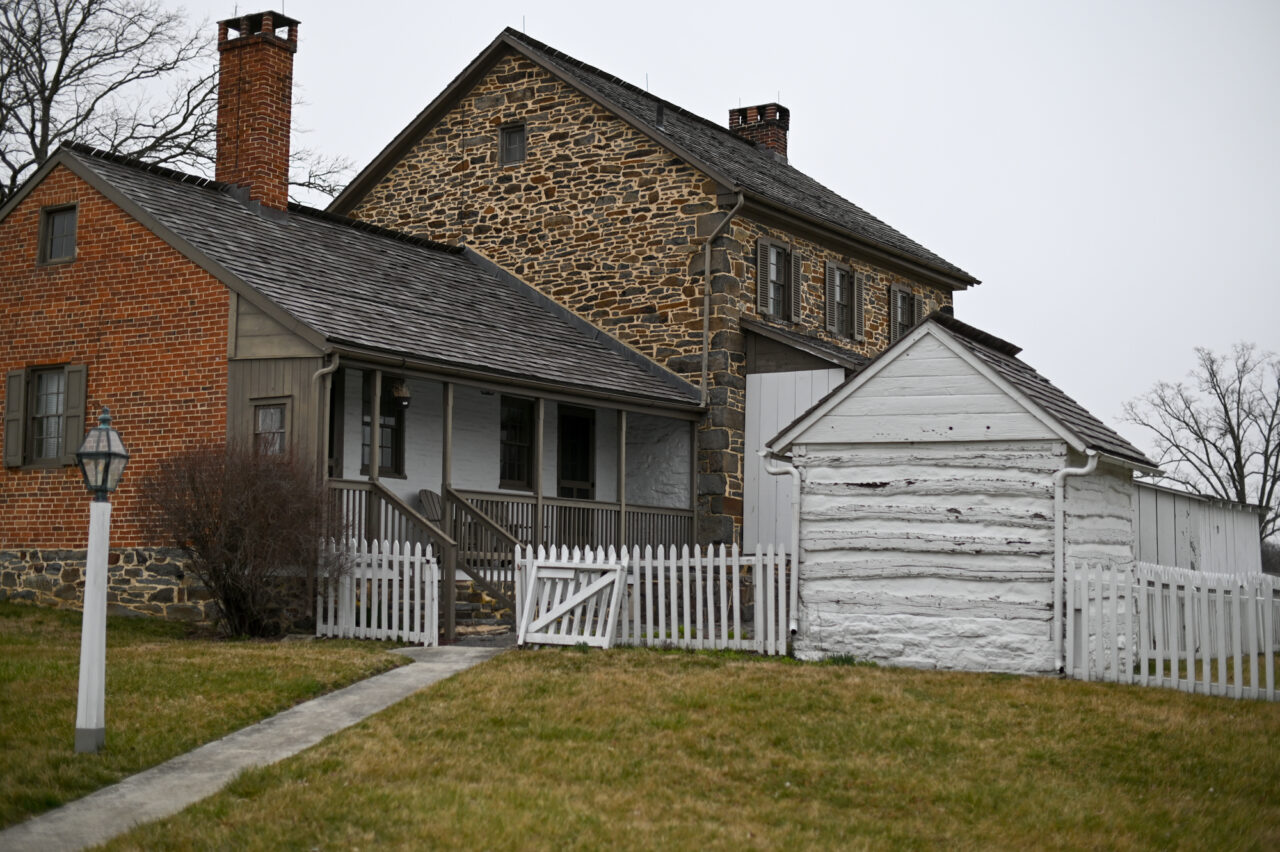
[
  {"xmin": 315, "ymin": 538, "xmax": 440, "ymax": 645},
  {"xmin": 1066, "ymin": 560, "xmax": 1278, "ymax": 700},
  {"xmin": 515, "ymin": 543, "xmax": 793, "ymax": 656}
]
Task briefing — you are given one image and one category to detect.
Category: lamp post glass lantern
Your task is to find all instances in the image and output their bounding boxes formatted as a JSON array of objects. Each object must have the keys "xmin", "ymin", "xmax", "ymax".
[{"xmin": 73, "ymin": 406, "xmax": 129, "ymax": 753}]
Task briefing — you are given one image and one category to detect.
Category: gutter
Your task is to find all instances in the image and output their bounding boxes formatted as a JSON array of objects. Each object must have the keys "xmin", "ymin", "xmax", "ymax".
[
  {"xmin": 758, "ymin": 449, "xmax": 801, "ymax": 636},
  {"xmin": 1053, "ymin": 448, "xmax": 1098, "ymax": 673},
  {"xmin": 311, "ymin": 352, "xmax": 341, "ymax": 476},
  {"xmin": 701, "ymin": 193, "xmax": 745, "ymax": 406}
]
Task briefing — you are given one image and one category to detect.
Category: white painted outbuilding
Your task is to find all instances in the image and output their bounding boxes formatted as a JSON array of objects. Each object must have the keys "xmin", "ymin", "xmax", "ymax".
[{"xmin": 766, "ymin": 314, "xmax": 1159, "ymax": 675}]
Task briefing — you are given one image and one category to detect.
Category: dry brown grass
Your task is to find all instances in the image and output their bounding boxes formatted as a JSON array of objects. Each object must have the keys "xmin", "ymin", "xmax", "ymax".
[
  {"xmin": 108, "ymin": 647, "xmax": 1280, "ymax": 850},
  {"xmin": 0, "ymin": 601, "xmax": 406, "ymax": 828}
]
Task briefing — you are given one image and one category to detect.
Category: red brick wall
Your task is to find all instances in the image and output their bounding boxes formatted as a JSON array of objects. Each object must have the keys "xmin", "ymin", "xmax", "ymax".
[{"xmin": 0, "ymin": 165, "xmax": 230, "ymax": 548}]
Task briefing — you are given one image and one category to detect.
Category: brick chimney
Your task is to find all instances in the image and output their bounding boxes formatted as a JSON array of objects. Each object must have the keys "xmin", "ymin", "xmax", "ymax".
[
  {"xmin": 728, "ymin": 103, "xmax": 790, "ymax": 159},
  {"xmin": 215, "ymin": 11, "xmax": 299, "ymax": 210}
]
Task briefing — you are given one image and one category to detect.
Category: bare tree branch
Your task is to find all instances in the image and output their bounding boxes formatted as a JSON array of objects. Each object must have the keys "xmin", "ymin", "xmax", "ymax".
[
  {"xmin": 1124, "ymin": 343, "xmax": 1280, "ymax": 543},
  {"xmin": 0, "ymin": 0, "xmax": 351, "ymax": 206}
]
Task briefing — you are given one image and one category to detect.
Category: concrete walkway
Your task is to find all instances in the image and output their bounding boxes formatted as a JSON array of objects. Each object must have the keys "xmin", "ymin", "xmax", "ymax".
[{"xmin": 0, "ymin": 644, "xmax": 505, "ymax": 852}]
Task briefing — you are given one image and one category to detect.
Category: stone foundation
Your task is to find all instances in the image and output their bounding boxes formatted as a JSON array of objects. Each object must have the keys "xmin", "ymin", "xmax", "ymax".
[{"xmin": 0, "ymin": 549, "xmax": 314, "ymax": 631}]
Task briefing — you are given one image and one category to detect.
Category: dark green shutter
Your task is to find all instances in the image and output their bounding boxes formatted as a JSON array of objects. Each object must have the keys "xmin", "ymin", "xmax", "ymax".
[
  {"xmin": 913, "ymin": 291, "xmax": 925, "ymax": 326},
  {"xmin": 853, "ymin": 272, "xmax": 866, "ymax": 340},
  {"xmin": 888, "ymin": 286, "xmax": 899, "ymax": 343},
  {"xmin": 60, "ymin": 365, "xmax": 87, "ymax": 465},
  {"xmin": 4, "ymin": 370, "xmax": 26, "ymax": 467},
  {"xmin": 824, "ymin": 262, "xmax": 837, "ymax": 332},
  {"xmin": 755, "ymin": 239, "xmax": 770, "ymax": 314},
  {"xmin": 789, "ymin": 250, "xmax": 803, "ymax": 322}
]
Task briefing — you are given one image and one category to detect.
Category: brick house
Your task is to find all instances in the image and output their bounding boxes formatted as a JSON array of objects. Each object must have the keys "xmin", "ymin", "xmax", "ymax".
[
  {"xmin": 0, "ymin": 12, "xmax": 703, "ymax": 629},
  {"xmin": 330, "ymin": 28, "xmax": 979, "ymax": 544}
]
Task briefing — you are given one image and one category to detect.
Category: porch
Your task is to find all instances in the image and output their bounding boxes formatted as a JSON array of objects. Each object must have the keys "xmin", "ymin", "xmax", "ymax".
[{"xmin": 321, "ymin": 365, "xmax": 699, "ymax": 640}]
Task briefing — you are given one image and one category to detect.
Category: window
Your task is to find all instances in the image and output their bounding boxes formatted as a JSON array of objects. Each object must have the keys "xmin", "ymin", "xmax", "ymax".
[
  {"xmin": 499, "ymin": 396, "xmax": 535, "ymax": 490},
  {"xmin": 4, "ymin": 365, "xmax": 87, "ymax": 468},
  {"xmin": 361, "ymin": 375, "xmax": 405, "ymax": 476},
  {"xmin": 254, "ymin": 402, "xmax": 287, "ymax": 455},
  {"xmin": 888, "ymin": 285, "xmax": 923, "ymax": 343},
  {"xmin": 755, "ymin": 238, "xmax": 802, "ymax": 321},
  {"xmin": 39, "ymin": 205, "xmax": 77, "ymax": 264},
  {"xmin": 825, "ymin": 261, "xmax": 865, "ymax": 340},
  {"xmin": 557, "ymin": 406, "xmax": 594, "ymax": 500},
  {"xmin": 499, "ymin": 123, "xmax": 527, "ymax": 165}
]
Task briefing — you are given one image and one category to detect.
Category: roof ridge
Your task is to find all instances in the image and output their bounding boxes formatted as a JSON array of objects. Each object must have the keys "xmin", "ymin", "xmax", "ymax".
[
  {"xmin": 501, "ymin": 27, "xmax": 760, "ymax": 154},
  {"xmin": 64, "ymin": 143, "xmax": 463, "ymax": 256}
]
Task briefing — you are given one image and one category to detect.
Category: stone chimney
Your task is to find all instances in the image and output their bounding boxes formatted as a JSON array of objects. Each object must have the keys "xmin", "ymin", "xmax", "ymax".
[
  {"xmin": 728, "ymin": 103, "xmax": 790, "ymax": 159},
  {"xmin": 215, "ymin": 11, "xmax": 299, "ymax": 210}
]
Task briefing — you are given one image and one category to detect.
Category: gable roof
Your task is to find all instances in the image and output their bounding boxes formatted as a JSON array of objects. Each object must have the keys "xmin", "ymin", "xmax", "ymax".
[
  {"xmin": 22, "ymin": 144, "xmax": 701, "ymax": 411},
  {"xmin": 332, "ymin": 28, "xmax": 978, "ymax": 290},
  {"xmin": 768, "ymin": 312, "xmax": 1158, "ymax": 470}
]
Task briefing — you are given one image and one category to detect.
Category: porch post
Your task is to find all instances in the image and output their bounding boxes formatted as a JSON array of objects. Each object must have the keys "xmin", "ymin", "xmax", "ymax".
[
  {"xmin": 690, "ymin": 418, "xmax": 700, "ymax": 548},
  {"xmin": 617, "ymin": 409, "xmax": 627, "ymax": 550},
  {"xmin": 367, "ymin": 370, "xmax": 382, "ymax": 542},
  {"xmin": 534, "ymin": 397, "xmax": 545, "ymax": 548},
  {"xmin": 441, "ymin": 381, "xmax": 456, "ymax": 642}
]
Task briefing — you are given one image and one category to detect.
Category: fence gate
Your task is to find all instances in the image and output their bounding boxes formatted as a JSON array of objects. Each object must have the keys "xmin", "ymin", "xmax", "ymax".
[{"xmin": 517, "ymin": 546, "xmax": 628, "ymax": 648}]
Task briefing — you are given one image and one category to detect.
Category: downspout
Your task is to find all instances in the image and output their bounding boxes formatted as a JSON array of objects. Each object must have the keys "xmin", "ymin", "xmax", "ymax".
[
  {"xmin": 759, "ymin": 449, "xmax": 801, "ymax": 636},
  {"xmin": 311, "ymin": 352, "xmax": 341, "ymax": 481},
  {"xmin": 701, "ymin": 193, "xmax": 745, "ymax": 405},
  {"xmin": 1053, "ymin": 448, "xmax": 1097, "ymax": 673}
]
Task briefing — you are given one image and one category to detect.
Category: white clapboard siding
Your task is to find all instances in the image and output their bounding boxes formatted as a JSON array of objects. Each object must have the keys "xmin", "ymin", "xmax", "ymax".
[
  {"xmin": 794, "ymin": 440, "xmax": 1063, "ymax": 673},
  {"xmin": 315, "ymin": 538, "xmax": 439, "ymax": 645},
  {"xmin": 793, "ymin": 335, "xmax": 1058, "ymax": 445},
  {"xmin": 1066, "ymin": 560, "xmax": 1278, "ymax": 701},
  {"xmin": 744, "ymin": 368, "xmax": 844, "ymax": 550},
  {"xmin": 515, "ymin": 543, "xmax": 794, "ymax": 656}
]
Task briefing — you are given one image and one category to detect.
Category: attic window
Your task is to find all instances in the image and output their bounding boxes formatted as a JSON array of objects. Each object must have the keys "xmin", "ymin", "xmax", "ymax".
[
  {"xmin": 499, "ymin": 124, "xmax": 527, "ymax": 165},
  {"xmin": 39, "ymin": 205, "xmax": 77, "ymax": 264}
]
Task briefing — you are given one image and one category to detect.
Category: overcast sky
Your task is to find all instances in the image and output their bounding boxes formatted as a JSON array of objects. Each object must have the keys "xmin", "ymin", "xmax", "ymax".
[{"xmin": 183, "ymin": 0, "xmax": 1279, "ymax": 455}]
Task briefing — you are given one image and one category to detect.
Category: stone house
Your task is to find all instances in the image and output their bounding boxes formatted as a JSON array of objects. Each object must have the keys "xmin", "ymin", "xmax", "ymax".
[
  {"xmin": 330, "ymin": 28, "xmax": 980, "ymax": 546},
  {"xmin": 0, "ymin": 12, "xmax": 702, "ymax": 631}
]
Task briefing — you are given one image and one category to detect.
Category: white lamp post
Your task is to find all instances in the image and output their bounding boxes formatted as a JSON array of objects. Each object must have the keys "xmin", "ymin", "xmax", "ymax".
[{"xmin": 73, "ymin": 407, "xmax": 129, "ymax": 753}]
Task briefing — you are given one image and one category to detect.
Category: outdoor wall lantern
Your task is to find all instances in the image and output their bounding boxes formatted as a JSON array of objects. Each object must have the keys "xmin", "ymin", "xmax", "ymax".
[
  {"xmin": 391, "ymin": 379, "xmax": 411, "ymax": 409},
  {"xmin": 73, "ymin": 407, "xmax": 129, "ymax": 753}
]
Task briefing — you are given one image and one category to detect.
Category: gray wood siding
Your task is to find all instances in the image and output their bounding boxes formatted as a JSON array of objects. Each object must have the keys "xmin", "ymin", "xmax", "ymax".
[
  {"xmin": 230, "ymin": 295, "xmax": 321, "ymax": 359},
  {"xmin": 744, "ymin": 368, "xmax": 844, "ymax": 548},
  {"xmin": 793, "ymin": 440, "xmax": 1067, "ymax": 673},
  {"xmin": 1132, "ymin": 482, "xmax": 1262, "ymax": 573},
  {"xmin": 227, "ymin": 357, "xmax": 323, "ymax": 465},
  {"xmin": 795, "ymin": 334, "xmax": 1057, "ymax": 444}
]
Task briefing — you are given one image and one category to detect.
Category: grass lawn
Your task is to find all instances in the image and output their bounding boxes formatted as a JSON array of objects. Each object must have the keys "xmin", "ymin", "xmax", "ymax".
[
  {"xmin": 106, "ymin": 647, "xmax": 1280, "ymax": 851},
  {"xmin": 0, "ymin": 601, "xmax": 407, "ymax": 829}
]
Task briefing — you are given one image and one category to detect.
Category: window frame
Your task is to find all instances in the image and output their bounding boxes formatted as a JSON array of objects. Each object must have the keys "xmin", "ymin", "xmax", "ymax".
[
  {"xmin": 888, "ymin": 284, "xmax": 923, "ymax": 343},
  {"xmin": 4, "ymin": 364, "xmax": 87, "ymax": 469},
  {"xmin": 251, "ymin": 396, "xmax": 291, "ymax": 456},
  {"xmin": 360, "ymin": 375, "xmax": 406, "ymax": 478},
  {"xmin": 38, "ymin": 204, "xmax": 78, "ymax": 265},
  {"xmin": 556, "ymin": 405, "xmax": 595, "ymax": 500},
  {"xmin": 756, "ymin": 238, "xmax": 803, "ymax": 322},
  {"xmin": 499, "ymin": 122, "xmax": 527, "ymax": 165},
  {"xmin": 499, "ymin": 395, "xmax": 536, "ymax": 492},
  {"xmin": 825, "ymin": 261, "xmax": 866, "ymax": 342}
]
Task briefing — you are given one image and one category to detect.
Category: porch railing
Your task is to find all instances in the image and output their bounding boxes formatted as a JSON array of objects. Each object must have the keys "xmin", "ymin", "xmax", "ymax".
[
  {"xmin": 453, "ymin": 490, "xmax": 694, "ymax": 551},
  {"xmin": 445, "ymin": 487, "xmax": 519, "ymax": 613}
]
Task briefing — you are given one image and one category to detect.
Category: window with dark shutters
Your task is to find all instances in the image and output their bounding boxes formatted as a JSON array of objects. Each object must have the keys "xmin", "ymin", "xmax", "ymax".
[
  {"xmin": 3, "ymin": 364, "xmax": 86, "ymax": 467},
  {"xmin": 756, "ymin": 238, "xmax": 800, "ymax": 320}
]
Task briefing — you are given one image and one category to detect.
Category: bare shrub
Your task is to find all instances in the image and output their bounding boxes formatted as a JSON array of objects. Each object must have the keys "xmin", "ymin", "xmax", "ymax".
[{"xmin": 144, "ymin": 443, "xmax": 328, "ymax": 637}]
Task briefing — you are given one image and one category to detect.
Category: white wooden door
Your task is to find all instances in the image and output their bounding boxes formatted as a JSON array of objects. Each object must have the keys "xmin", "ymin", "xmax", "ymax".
[{"xmin": 743, "ymin": 368, "xmax": 845, "ymax": 549}]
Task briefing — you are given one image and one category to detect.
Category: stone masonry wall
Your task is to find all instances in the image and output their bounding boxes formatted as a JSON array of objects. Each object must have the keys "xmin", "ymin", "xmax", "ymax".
[
  {"xmin": 0, "ymin": 165, "xmax": 230, "ymax": 549},
  {"xmin": 348, "ymin": 49, "xmax": 957, "ymax": 545},
  {"xmin": 0, "ymin": 547, "xmax": 215, "ymax": 621}
]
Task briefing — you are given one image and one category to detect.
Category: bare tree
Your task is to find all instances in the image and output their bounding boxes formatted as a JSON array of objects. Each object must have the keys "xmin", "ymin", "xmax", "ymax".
[
  {"xmin": 144, "ymin": 443, "xmax": 331, "ymax": 637},
  {"xmin": 1124, "ymin": 343, "xmax": 1280, "ymax": 543},
  {"xmin": 0, "ymin": 0, "xmax": 350, "ymax": 206}
]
